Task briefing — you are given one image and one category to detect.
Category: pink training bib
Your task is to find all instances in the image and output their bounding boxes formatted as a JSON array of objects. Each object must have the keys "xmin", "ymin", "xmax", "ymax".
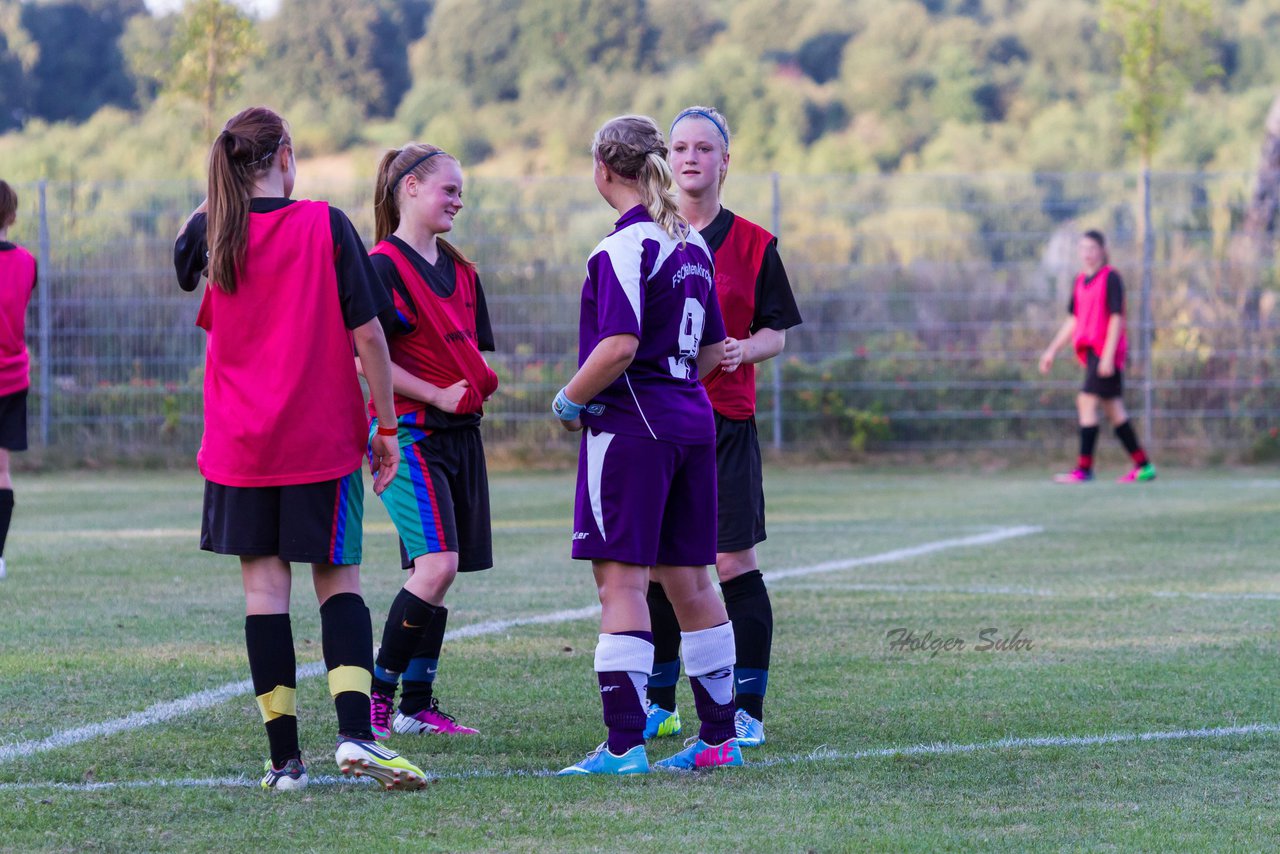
[{"xmin": 196, "ymin": 200, "xmax": 367, "ymax": 486}]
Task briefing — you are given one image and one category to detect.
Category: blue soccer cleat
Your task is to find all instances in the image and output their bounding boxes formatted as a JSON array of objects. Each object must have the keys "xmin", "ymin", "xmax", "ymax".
[
  {"xmin": 733, "ymin": 709, "xmax": 766, "ymax": 747},
  {"xmin": 643, "ymin": 704, "xmax": 682, "ymax": 740},
  {"xmin": 557, "ymin": 742, "xmax": 650, "ymax": 776},
  {"xmin": 653, "ymin": 736, "xmax": 743, "ymax": 771}
]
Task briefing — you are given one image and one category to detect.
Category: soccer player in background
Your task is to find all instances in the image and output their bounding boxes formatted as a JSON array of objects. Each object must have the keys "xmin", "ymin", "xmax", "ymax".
[
  {"xmin": 0, "ymin": 180, "xmax": 37, "ymax": 581},
  {"xmin": 174, "ymin": 107, "xmax": 427, "ymax": 791},
  {"xmin": 361, "ymin": 143, "xmax": 498, "ymax": 740},
  {"xmin": 644, "ymin": 107, "xmax": 803, "ymax": 748},
  {"xmin": 554, "ymin": 114, "xmax": 742, "ymax": 775},
  {"xmin": 1039, "ymin": 229, "xmax": 1156, "ymax": 483}
]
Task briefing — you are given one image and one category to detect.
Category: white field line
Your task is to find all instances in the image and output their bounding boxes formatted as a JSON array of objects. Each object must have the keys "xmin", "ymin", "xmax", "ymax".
[
  {"xmin": 763, "ymin": 526, "xmax": 1042, "ymax": 582},
  {"xmin": 1153, "ymin": 591, "xmax": 1280, "ymax": 601},
  {"xmin": 0, "ymin": 526, "xmax": 1038, "ymax": 765},
  {"xmin": 783, "ymin": 583, "xmax": 1280, "ymax": 602},
  {"xmin": 778, "ymin": 582, "xmax": 1057, "ymax": 596},
  {"xmin": 1, "ymin": 721, "xmax": 1275, "ymax": 792}
]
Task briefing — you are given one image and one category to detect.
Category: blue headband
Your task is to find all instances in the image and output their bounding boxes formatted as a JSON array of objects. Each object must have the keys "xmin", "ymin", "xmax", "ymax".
[
  {"xmin": 670, "ymin": 110, "xmax": 729, "ymax": 147},
  {"xmin": 392, "ymin": 150, "xmax": 444, "ymax": 191}
]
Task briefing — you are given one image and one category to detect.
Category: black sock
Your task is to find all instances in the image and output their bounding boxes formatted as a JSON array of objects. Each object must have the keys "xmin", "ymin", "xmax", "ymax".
[
  {"xmin": 400, "ymin": 606, "xmax": 448, "ymax": 716},
  {"xmin": 0, "ymin": 488, "xmax": 14, "ymax": 557},
  {"xmin": 319, "ymin": 592, "xmax": 374, "ymax": 741},
  {"xmin": 1114, "ymin": 421, "xmax": 1149, "ymax": 465},
  {"xmin": 245, "ymin": 614, "xmax": 299, "ymax": 766},
  {"xmin": 1078, "ymin": 426, "xmax": 1099, "ymax": 471},
  {"xmin": 721, "ymin": 570, "xmax": 773, "ymax": 721},
  {"xmin": 373, "ymin": 588, "xmax": 436, "ymax": 691},
  {"xmin": 646, "ymin": 582, "xmax": 682, "ymax": 713}
]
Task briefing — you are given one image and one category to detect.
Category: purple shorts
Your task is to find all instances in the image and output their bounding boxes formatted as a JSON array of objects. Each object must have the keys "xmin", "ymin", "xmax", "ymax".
[{"xmin": 571, "ymin": 428, "xmax": 717, "ymax": 568}]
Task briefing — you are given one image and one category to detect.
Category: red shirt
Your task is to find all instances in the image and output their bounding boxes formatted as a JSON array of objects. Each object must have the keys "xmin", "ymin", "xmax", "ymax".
[
  {"xmin": 369, "ymin": 240, "xmax": 499, "ymax": 421},
  {"xmin": 701, "ymin": 216, "xmax": 774, "ymax": 419},
  {"xmin": 1072, "ymin": 265, "xmax": 1127, "ymax": 370},
  {"xmin": 0, "ymin": 245, "xmax": 35, "ymax": 396},
  {"xmin": 195, "ymin": 200, "xmax": 368, "ymax": 486}
]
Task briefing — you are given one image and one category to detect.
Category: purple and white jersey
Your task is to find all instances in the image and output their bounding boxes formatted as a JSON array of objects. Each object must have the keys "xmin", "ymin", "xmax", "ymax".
[{"xmin": 578, "ymin": 205, "xmax": 726, "ymax": 444}]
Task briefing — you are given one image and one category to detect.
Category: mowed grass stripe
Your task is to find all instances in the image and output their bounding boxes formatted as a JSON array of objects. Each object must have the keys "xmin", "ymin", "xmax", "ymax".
[
  {"xmin": 1, "ymin": 719, "xmax": 1274, "ymax": 792},
  {"xmin": 0, "ymin": 527, "xmax": 1039, "ymax": 764}
]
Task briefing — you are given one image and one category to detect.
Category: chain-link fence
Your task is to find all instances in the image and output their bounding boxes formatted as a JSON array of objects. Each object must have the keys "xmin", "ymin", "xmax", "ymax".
[{"xmin": 7, "ymin": 171, "xmax": 1279, "ymax": 461}]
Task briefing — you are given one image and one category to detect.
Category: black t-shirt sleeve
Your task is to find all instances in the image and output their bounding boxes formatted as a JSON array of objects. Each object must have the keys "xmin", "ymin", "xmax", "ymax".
[
  {"xmin": 174, "ymin": 213, "xmax": 209, "ymax": 292},
  {"xmin": 474, "ymin": 274, "xmax": 496, "ymax": 352},
  {"xmin": 751, "ymin": 240, "xmax": 803, "ymax": 333},
  {"xmin": 369, "ymin": 254, "xmax": 414, "ymax": 337},
  {"xmin": 330, "ymin": 208, "xmax": 390, "ymax": 330},
  {"xmin": 1106, "ymin": 270, "xmax": 1124, "ymax": 314}
]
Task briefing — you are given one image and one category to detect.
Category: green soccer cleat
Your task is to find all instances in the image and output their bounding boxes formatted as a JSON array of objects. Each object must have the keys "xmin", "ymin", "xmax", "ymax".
[
  {"xmin": 335, "ymin": 737, "xmax": 428, "ymax": 791},
  {"xmin": 1118, "ymin": 463, "xmax": 1157, "ymax": 483},
  {"xmin": 643, "ymin": 704, "xmax": 682, "ymax": 739}
]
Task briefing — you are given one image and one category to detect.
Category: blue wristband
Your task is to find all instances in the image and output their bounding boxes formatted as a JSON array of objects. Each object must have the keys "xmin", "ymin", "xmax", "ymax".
[{"xmin": 552, "ymin": 387, "xmax": 584, "ymax": 421}]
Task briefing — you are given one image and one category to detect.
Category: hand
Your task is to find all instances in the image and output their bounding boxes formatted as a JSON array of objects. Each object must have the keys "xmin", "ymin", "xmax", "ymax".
[
  {"xmin": 1038, "ymin": 351, "xmax": 1054, "ymax": 375},
  {"xmin": 560, "ymin": 417, "xmax": 583, "ymax": 432},
  {"xmin": 436, "ymin": 379, "xmax": 471, "ymax": 414},
  {"xmin": 368, "ymin": 433, "xmax": 400, "ymax": 495},
  {"xmin": 720, "ymin": 337, "xmax": 744, "ymax": 374},
  {"xmin": 1097, "ymin": 357, "xmax": 1115, "ymax": 378}
]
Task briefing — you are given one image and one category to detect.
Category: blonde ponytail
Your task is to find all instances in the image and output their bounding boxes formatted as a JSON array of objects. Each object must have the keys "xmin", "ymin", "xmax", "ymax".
[{"xmin": 592, "ymin": 115, "xmax": 689, "ymax": 243}]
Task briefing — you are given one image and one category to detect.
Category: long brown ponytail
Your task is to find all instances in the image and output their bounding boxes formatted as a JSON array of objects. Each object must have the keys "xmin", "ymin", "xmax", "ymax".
[
  {"xmin": 206, "ymin": 107, "xmax": 289, "ymax": 294},
  {"xmin": 592, "ymin": 115, "xmax": 688, "ymax": 243},
  {"xmin": 373, "ymin": 143, "xmax": 473, "ymax": 269}
]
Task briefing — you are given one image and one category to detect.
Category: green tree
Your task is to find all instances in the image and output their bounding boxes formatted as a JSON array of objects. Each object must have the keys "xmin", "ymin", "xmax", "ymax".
[
  {"xmin": 0, "ymin": 0, "xmax": 39, "ymax": 129},
  {"xmin": 1101, "ymin": 0, "xmax": 1221, "ymax": 444},
  {"xmin": 411, "ymin": 0, "xmax": 523, "ymax": 103},
  {"xmin": 20, "ymin": 0, "xmax": 146, "ymax": 122},
  {"xmin": 515, "ymin": 0, "xmax": 656, "ymax": 89},
  {"xmin": 260, "ymin": 0, "xmax": 420, "ymax": 119},
  {"xmin": 1101, "ymin": 0, "xmax": 1220, "ymax": 168},
  {"xmin": 170, "ymin": 0, "xmax": 259, "ymax": 139},
  {"xmin": 120, "ymin": 11, "xmax": 177, "ymax": 107}
]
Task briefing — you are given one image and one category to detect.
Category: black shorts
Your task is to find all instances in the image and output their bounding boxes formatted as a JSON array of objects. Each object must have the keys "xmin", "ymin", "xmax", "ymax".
[
  {"xmin": 1082, "ymin": 351, "xmax": 1123, "ymax": 400},
  {"xmin": 201, "ymin": 469, "xmax": 365, "ymax": 565},
  {"xmin": 0, "ymin": 388, "xmax": 29, "ymax": 451},
  {"xmin": 714, "ymin": 412, "xmax": 766, "ymax": 553},
  {"xmin": 377, "ymin": 424, "xmax": 492, "ymax": 572}
]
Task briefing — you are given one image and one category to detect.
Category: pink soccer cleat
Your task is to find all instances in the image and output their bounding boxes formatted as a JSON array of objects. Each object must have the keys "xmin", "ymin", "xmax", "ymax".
[
  {"xmin": 370, "ymin": 691, "xmax": 395, "ymax": 741},
  {"xmin": 391, "ymin": 698, "xmax": 480, "ymax": 735}
]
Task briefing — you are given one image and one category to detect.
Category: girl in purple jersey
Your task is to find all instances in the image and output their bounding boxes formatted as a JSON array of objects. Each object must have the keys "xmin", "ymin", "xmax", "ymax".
[
  {"xmin": 645, "ymin": 106, "xmax": 803, "ymax": 750},
  {"xmin": 554, "ymin": 115, "xmax": 740, "ymax": 775}
]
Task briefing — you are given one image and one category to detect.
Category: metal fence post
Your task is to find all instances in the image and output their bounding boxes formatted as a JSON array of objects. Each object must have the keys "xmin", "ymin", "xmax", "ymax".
[
  {"xmin": 1140, "ymin": 168, "xmax": 1154, "ymax": 447},
  {"xmin": 770, "ymin": 171, "xmax": 783, "ymax": 451},
  {"xmin": 36, "ymin": 180, "xmax": 51, "ymax": 448}
]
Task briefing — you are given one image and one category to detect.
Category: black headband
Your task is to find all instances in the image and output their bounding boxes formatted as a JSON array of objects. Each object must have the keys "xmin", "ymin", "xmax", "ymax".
[{"xmin": 392, "ymin": 150, "xmax": 444, "ymax": 191}]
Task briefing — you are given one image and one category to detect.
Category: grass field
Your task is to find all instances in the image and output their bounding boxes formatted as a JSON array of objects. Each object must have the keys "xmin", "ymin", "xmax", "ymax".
[{"xmin": 1, "ymin": 465, "xmax": 1279, "ymax": 851}]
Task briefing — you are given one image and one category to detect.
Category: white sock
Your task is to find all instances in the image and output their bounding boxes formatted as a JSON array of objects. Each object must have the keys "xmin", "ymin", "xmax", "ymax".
[{"xmin": 681, "ymin": 622, "xmax": 736, "ymax": 706}]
